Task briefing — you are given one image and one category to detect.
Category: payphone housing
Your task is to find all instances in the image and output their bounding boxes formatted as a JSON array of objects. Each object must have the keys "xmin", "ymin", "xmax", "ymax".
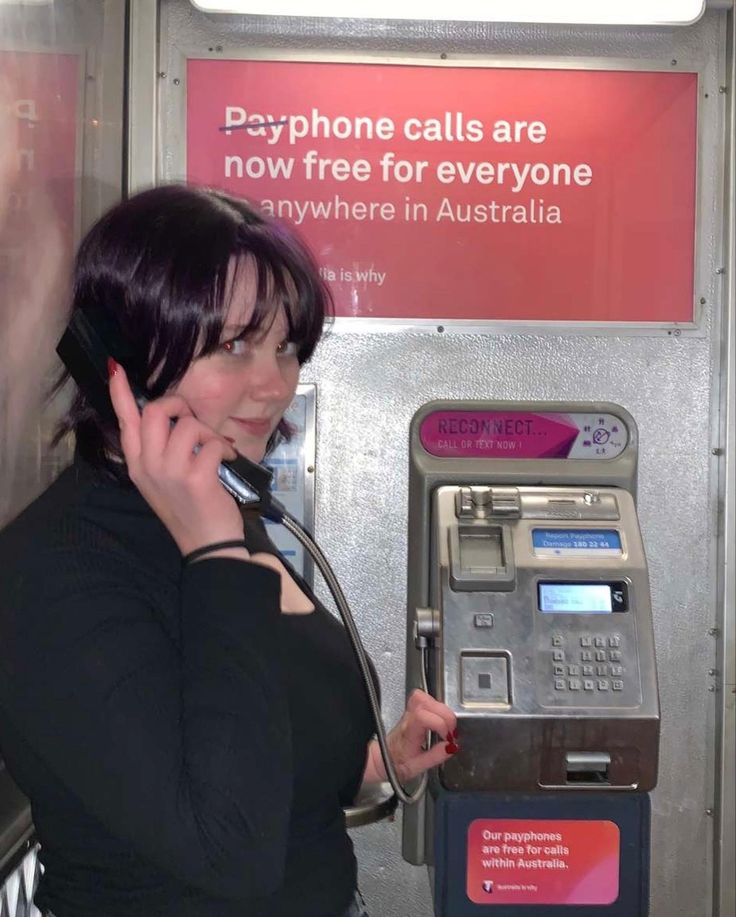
[{"xmin": 403, "ymin": 401, "xmax": 659, "ymax": 916}]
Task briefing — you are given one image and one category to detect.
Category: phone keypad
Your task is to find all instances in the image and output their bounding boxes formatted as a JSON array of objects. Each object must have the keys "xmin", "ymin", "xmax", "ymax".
[{"xmin": 548, "ymin": 633, "xmax": 627, "ymax": 695}]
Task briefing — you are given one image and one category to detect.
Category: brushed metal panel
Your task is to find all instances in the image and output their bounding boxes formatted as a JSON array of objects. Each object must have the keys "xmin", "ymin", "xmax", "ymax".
[{"xmin": 163, "ymin": 3, "xmax": 727, "ymax": 915}]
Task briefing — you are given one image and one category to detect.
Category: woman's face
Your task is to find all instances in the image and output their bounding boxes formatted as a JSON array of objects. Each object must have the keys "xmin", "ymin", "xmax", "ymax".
[{"xmin": 173, "ymin": 263, "xmax": 300, "ymax": 463}]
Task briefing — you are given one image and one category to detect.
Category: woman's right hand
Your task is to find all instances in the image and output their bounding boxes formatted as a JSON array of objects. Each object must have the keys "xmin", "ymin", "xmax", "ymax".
[
  {"xmin": 108, "ymin": 360, "xmax": 246, "ymax": 557},
  {"xmin": 108, "ymin": 362, "xmax": 312, "ymax": 611}
]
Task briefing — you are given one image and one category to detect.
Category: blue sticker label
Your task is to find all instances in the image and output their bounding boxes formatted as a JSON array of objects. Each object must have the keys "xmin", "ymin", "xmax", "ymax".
[{"xmin": 532, "ymin": 529, "xmax": 622, "ymax": 555}]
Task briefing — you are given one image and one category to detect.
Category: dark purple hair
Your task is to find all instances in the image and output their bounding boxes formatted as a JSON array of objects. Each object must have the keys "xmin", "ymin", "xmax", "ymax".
[{"xmin": 54, "ymin": 184, "xmax": 331, "ymax": 475}]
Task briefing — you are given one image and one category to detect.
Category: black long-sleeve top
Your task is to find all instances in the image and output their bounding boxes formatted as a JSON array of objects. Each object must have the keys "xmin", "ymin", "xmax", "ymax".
[{"xmin": 0, "ymin": 456, "xmax": 376, "ymax": 916}]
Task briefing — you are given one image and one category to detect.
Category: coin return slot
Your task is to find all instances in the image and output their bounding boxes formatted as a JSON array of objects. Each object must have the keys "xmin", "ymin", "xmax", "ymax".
[{"xmin": 565, "ymin": 751, "xmax": 611, "ymax": 785}]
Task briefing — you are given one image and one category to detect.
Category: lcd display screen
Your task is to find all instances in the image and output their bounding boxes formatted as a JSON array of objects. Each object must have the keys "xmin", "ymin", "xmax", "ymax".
[{"xmin": 538, "ymin": 583, "xmax": 613, "ymax": 614}]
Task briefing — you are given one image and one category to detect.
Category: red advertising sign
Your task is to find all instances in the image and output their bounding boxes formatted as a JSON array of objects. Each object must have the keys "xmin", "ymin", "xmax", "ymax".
[
  {"xmin": 187, "ymin": 59, "xmax": 697, "ymax": 323},
  {"xmin": 467, "ymin": 818, "xmax": 620, "ymax": 905}
]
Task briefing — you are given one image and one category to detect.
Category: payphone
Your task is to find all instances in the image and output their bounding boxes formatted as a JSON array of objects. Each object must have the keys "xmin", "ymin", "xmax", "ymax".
[{"xmin": 403, "ymin": 401, "xmax": 659, "ymax": 917}]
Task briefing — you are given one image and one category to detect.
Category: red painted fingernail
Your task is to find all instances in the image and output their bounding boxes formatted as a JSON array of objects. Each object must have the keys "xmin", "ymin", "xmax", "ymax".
[
  {"xmin": 107, "ymin": 357, "xmax": 118, "ymax": 378},
  {"xmin": 452, "ymin": 728, "xmax": 458, "ymax": 740},
  {"xmin": 445, "ymin": 742, "xmax": 459, "ymax": 755}
]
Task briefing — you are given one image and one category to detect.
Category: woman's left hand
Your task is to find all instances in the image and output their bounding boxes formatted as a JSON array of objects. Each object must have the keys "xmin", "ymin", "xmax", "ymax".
[{"xmin": 362, "ymin": 689, "xmax": 458, "ymax": 786}]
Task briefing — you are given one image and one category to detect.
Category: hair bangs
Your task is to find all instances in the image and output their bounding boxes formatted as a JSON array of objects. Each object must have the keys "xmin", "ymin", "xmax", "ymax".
[
  {"xmin": 188, "ymin": 204, "xmax": 331, "ymax": 366},
  {"xmin": 53, "ymin": 184, "xmax": 330, "ymax": 476}
]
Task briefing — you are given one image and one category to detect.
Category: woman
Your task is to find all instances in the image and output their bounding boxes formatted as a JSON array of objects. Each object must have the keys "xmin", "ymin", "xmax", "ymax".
[{"xmin": 0, "ymin": 184, "xmax": 456, "ymax": 917}]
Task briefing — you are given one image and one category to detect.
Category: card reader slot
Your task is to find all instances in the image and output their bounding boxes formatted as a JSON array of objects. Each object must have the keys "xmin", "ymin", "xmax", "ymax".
[
  {"xmin": 458, "ymin": 529, "xmax": 503, "ymax": 569},
  {"xmin": 449, "ymin": 522, "xmax": 515, "ymax": 592}
]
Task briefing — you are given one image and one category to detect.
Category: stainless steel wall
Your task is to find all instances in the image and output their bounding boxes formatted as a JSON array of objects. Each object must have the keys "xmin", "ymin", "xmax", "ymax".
[{"xmin": 156, "ymin": 3, "xmax": 730, "ymax": 915}]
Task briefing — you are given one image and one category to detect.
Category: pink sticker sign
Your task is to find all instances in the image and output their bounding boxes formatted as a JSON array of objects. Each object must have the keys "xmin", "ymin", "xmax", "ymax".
[
  {"xmin": 419, "ymin": 411, "xmax": 628, "ymax": 459},
  {"xmin": 467, "ymin": 818, "xmax": 620, "ymax": 905}
]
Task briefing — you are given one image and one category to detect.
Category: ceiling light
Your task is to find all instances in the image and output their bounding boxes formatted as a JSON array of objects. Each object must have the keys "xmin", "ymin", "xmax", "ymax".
[{"xmin": 190, "ymin": 0, "xmax": 706, "ymax": 24}]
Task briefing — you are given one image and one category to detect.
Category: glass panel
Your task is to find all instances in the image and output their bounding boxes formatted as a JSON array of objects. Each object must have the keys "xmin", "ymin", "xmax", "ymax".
[{"xmin": 0, "ymin": 0, "xmax": 125, "ymax": 527}]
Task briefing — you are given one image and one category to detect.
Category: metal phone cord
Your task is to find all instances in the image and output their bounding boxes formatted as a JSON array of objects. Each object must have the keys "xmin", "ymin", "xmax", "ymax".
[{"xmin": 281, "ymin": 511, "xmax": 428, "ymax": 806}]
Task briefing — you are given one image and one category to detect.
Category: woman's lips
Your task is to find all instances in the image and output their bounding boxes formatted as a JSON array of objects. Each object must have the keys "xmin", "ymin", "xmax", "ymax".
[{"xmin": 230, "ymin": 417, "xmax": 272, "ymax": 437}]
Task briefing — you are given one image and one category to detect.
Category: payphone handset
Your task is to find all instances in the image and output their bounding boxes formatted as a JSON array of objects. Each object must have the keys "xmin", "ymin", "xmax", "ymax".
[
  {"xmin": 404, "ymin": 401, "xmax": 659, "ymax": 916},
  {"xmin": 56, "ymin": 306, "xmax": 276, "ymax": 514}
]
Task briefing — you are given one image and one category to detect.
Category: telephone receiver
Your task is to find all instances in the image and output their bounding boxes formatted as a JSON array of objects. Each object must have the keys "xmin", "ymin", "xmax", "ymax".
[{"xmin": 56, "ymin": 306, "xmax": 283, "ymax": 521}]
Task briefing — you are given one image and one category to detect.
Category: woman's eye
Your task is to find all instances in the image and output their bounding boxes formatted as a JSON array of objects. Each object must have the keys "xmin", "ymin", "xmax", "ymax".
[
  {"xmin": 219, "ymin": 338, "xmax": 297, "ymax": 358},
  {"xmin": 276, "ymin": 340, "xmax": 298, "ymax": 357},
  {"xmin": 220, "ymin": 338, "xmax": 250, "ymax": 356}
]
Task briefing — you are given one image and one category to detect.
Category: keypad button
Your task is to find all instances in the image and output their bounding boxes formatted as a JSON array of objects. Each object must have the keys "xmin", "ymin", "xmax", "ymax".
[
  {"xmin": 596, "ymin": 665, "xmax": 608, "ymax": 676},
  {"xmin": 553, "ymin": 650, "xmax": 565, "ymax": 661},
  {"xmin": 609, "ymin": 635, "xmax": 621, "ymax": 648},
  {"xmin": 580, "ymin": 636, "xmax": 592, "ymax": 647},
  {"xmin": 583, "ymin": 679, "xmax": 595, "ymax": 691},
  {"xmin": 552, "ymin": 635, "xmax": 564, "ymax": 646},
  {"xmin": 568, "ymin": 678, "xmax": 582, "ymax": 690},
  {"xmin": 582, "ymin": 664, "xmax": 594, "ymax": 676},
  {"xmin": 554, "ymin": 679, "xmax": 566, "ymax": 691},
  {"xmin": 595, "ymin": 650, "xmax": 607, "ymax": 662},
  {"xmin": 553, "ymin": 664, "xmax": 566, "ymax": 676},
  {"xmin": 597, "ymin": 679, "xmax": 610, "ymax": 691},
  {"xmin": 568, "ymin": 664, "xmax": 581, "ymax": 676},
  {"xmin": 612, "ymin": 680, "xmax": 624, "ymax": 691},
  {"xmin": 581, "ymin": 650, "xmax": 593, "ymax": 662},
  {"xmin": 610, "ymin": 664, "xmax": 624, "ymax": 676},
  {"xmin": 609, "ymin": 650, "xmax": 622, "ymax": 662},
  {"xmin": 594, "ymin": 637, "xmax": 606, "ymax": 647}
]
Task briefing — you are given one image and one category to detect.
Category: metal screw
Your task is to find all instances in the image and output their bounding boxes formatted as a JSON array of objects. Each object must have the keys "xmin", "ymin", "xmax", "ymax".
[
  {"xmin": 708, "ymin": 669, "xmax": 718, "ymax": 676},
  {"xmin": 673, "ymin": 328, "xmax": 682, "ymax": 336},
  {"xmin": 437, "ymin": 325, "xmax": 445, "ymax": 333},
  {"xmin": 712, "ymin": 447, "xmax": 724, "ymax": 456},
  {"xmin": 716, "ymin": 267, "xmax": 726, "ymax": 274},
  {"xmin": 216, "ymin": 45, "xmax": 223, "ymax": 52},
  {"xmin": 709, "ymin": 685, "xmax": 716, "ymax": 692},
  {"xmin": 158, "ymin": 71, "xmax": 166, "ymax": 79},
  {"xmin": 699, "ymin": 296, "xmax": 707, "ymax": 304},
  {"xmin": 173, "ymin": 78, "xmax": 181, "ymax": 86},
  {"xmin": 307, "ymin": 465, "xmax": 315, "ymax": 474},
  {"xmin": 719, "ymin": 85, "xmax": 728, "ymax": 94},
  {"xmin": 440, "ymin": 52, "xmax": 448, "ymax": 60},
  {"xmin": 671, "ymin": 59, "xmax": 678, "ymax": 66},
  {"xmin": 708, "ymin": 627, "xmax": 720, "ymax": 636},
  {"xmin": 705, "ymin": 808, "xmax": 714, "ymax": 817}
]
